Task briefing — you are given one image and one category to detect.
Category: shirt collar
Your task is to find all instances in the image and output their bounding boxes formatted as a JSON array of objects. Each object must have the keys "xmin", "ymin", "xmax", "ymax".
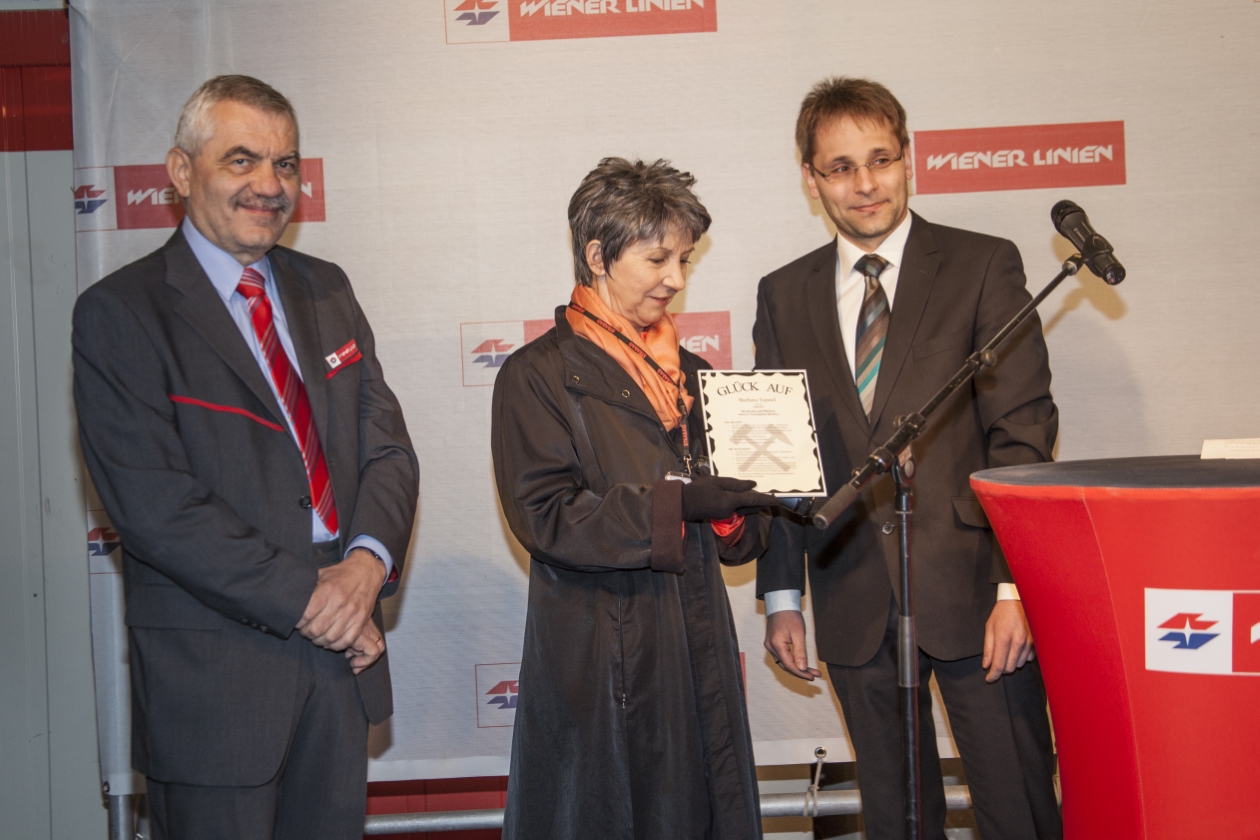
[
  {"xmin": 835, "ymin": 210, "xmax": 914, "ymax": 279},
  {"xmin": 181, "ymin": 216, "xmax": 273, "ymax": 305}
]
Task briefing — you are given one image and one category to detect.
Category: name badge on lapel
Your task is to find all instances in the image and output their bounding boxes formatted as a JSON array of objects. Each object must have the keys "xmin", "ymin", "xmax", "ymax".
[{"xmin": 325, "ymin": 339, "xmax": 363, "ymax": 379}]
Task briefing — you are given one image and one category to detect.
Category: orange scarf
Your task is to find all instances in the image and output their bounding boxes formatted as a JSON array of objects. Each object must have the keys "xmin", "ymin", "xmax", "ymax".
[{"xmin": 567, "ymin": 284, "xmax": 694, "ymax": 431}]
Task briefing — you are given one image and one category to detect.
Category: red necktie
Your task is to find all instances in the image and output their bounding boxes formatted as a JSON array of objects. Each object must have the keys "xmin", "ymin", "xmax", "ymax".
[{"xmin": 237, "ymin": 267, "xmax": 339, "ymax": 535}]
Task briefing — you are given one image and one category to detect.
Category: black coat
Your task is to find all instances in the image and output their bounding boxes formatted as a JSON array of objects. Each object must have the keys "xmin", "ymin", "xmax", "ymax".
[{"xmin": 491, "ymin": 306, "xmax": 763, "ymax": 840}]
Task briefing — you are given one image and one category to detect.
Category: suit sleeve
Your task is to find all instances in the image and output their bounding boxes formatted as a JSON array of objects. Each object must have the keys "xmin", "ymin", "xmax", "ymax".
[
  {"xmin": 72, "ymin": 286, "xmax": 317, "ymax": 636},
  {"xmin": 339, "ymin": 270, "xmax": 419, "ymax": 599},
  {"xmin": 752, "ymin": 277, "xmax": 808, "ymax": 597},
  {"xmin": 714, "ymin": 510, "xmax": 771, "ymax": 567},
  {"xmin": 492, "ymin": 347, "xmax": 667, "ymax": 573},
  {"xmin": 972, "ymin": 239, "xmax": 1059, "ymax": 583}
]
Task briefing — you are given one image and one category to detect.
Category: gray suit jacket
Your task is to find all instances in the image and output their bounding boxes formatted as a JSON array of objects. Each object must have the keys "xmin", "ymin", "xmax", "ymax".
[
  {"xmin": 73, "ymin": 229, "xmax": 419, "ymax": 785},
  {"xmin": 754, "ymin": 213, "xmax": 1058, "ymax": 666}
]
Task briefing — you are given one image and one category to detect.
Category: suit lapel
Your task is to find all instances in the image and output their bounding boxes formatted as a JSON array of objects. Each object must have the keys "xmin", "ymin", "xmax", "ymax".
[
  {"xmin": 868, "ymin": 213, "xmax": 940, "ymax": 429},
  {"xmin": 270, "ymin": 250, "xmax": 331, "ymax": 450},
  {"xmin": 804, "ymin": 241, "xmax": 870, "ymax": 431},
  {"xmin": 166, "ymin": 231, "xmax": 286, "ymax": 425}
]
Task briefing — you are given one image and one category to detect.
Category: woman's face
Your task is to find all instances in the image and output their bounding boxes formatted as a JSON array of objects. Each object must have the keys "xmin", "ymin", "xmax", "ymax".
[{"xmin": 589, "ymin": 227, "xmax": 695, "ymax": 330}]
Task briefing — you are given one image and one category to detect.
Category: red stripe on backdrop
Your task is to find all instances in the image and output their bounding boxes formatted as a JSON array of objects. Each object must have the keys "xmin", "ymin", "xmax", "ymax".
[
  {"xmin": 0, "ymin": 10, "xmax": 71, "ymax": 67},
  {"xmin": 506, "ymin": 0, "xmax": 717, "ymax": 42},
  {"xmin": 913, "ymin": 121, "xmax": 1126, "ymax": 195}
]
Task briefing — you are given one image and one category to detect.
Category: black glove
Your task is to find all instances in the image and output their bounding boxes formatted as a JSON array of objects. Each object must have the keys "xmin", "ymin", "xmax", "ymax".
[{"xmin": 679, "ymin": 475, "xmax": 779, "ymax": 522}]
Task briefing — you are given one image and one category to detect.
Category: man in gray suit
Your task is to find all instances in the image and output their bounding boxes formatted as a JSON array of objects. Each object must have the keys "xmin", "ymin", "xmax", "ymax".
[
  {"xmin": 755, "ymin": 78, "xmax": 1061, "ymax": 839},
  {"xmin": 73, "ymin": 76, "xmax": 418, "ymax": 839}
]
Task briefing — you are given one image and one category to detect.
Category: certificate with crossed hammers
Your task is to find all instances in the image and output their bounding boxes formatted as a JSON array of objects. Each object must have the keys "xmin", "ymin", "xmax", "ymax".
[{"xmin": 696, "ymin": 370, "xmax": 827, "ymax": 496}]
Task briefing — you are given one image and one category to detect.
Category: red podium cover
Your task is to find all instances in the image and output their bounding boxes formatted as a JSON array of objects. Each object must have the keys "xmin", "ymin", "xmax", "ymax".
[{"xmin": 972, "ymin": 456, "xmax": 1260, "ymax": 840}]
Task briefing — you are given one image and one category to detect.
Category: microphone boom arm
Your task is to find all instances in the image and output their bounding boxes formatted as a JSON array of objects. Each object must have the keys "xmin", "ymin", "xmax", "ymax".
[{"xmin": 810, "ymin": 255, "xmax": 1084, "ymax": 530}]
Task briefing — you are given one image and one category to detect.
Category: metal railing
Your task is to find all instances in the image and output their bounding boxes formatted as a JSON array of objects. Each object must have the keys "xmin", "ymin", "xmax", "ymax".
[{"xmin": 362, "ymin": 785, "xmax": 973, "ymax": 834}]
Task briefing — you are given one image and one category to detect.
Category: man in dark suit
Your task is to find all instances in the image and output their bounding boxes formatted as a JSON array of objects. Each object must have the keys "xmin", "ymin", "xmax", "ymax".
[
  {"xmin": 72, "ymin": 76, "xmax": 418, "ymax": 839},
  {"xmin": 755, "ymin": 78, "xmax": 1062, "ymax": 840}
]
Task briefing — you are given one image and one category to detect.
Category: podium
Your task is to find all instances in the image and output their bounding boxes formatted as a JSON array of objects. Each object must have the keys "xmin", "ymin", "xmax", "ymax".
[{"xmin": 971, "ymin": 456, "xmax": 1260, "ymax": 840}]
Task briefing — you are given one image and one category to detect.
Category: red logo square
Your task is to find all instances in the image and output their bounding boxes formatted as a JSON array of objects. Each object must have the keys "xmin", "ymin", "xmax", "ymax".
[
  {"xmin": 291, "ymin": 158, "xmax": 325, "ymax": 223},
  {"xmin": 114, "ymin": 164, "xmax": 184, "ymax": 230},
  {"xmin": 1232, "ymin": 592, "xmax": 1260, "ymax": 673},
  {"xmin": 675, "ymin": 310, "xmax": 732, "ymax": 370}
]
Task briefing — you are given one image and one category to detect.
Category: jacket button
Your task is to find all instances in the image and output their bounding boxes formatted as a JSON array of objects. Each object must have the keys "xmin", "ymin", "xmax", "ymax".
[
  {"xmin": 572, "ymin": 375, "xmax": 580, "ymax": 383},
  {"xmin": 881, "ymin": 522, "xmax": 895, "ymax": 535},
  {"xmin": 621, "ymin": 389, "xmax": 630, "ymax": 398},
  {"xmin": 299, "ymin": 495, "xmax": 312, "ymax": 509}
]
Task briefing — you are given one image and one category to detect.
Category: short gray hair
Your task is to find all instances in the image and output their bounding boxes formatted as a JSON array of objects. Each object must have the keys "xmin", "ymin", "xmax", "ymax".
[
  {"xmin": 174, "ymin": 75, "xmax": 299, "ymax": 157},
  {"xmin": 568, "ymin": 158, "xmax": 711, "ymax": 287}
]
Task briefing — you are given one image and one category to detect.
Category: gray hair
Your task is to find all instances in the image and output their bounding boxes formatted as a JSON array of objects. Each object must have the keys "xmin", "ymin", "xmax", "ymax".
[
  {"xmin": 173, "ymin": 75, "xmax": 299, "ymax": 157},
  {"xmin": 568, "ymin": 158, "xmax": 711, "ymax": 287}
]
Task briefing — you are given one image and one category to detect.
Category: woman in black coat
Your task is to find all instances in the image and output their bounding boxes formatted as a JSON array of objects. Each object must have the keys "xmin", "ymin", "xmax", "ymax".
[{"xmin": 491, "ymin": 158, "xmax": 776, "ymax": 840}]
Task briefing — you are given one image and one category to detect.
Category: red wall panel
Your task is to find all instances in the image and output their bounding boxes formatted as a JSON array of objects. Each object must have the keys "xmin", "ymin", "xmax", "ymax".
[
  {"xmin": 0, "ymin": 66, "xmax": 22, "ymax": 152},
  {"xmin": 0, "ymin": 10, "xmax": 72, "ymax": 152},
  {"xmin": 0, "ymin": 10, "xmax": 70, "ymax": 66},
  {"xmin": 19, "ymin": 64, "xmax": 71, "ymax": 151}
]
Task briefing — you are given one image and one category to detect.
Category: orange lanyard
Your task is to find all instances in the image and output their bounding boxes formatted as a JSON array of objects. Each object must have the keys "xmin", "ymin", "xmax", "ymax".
[{"xmin": 568, "ymin": 302, "xmax": 692, "ymax": 461}]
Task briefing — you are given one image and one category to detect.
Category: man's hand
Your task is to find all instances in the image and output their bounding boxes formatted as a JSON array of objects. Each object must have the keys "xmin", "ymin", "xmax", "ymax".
[
  {"xmin": 765, "ymin": 610, "xmax": 822, "ymax": 680},
  {"xmin": 296, "ymin": 548, "xmax": 385, "ymax": 652},
  {"xmin": 982, "ymin": 599, "xmax": 1035, "ymax": 683},
  {"xmin": 345, "ymin": 623, "xmax": 386, "ymax": 675}
]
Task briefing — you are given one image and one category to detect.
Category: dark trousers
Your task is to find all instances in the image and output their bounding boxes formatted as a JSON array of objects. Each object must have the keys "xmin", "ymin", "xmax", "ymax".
[
  {"xmin": 147, "ymin": 541, "xmax": 370, "ymax": 840},
  {"xmin": 826, "ymin": 598, "xmax": 1062, "ymax": 840}
]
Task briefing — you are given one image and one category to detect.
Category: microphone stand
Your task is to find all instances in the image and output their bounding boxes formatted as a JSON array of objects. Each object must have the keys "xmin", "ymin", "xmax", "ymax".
[
  {"xmin": 892, "ymin": 450, "xmax": 921, "ymax": 840},
  {"xmin": 807, "ymin": 254, "xmax": 1085, "ymax": 839}
]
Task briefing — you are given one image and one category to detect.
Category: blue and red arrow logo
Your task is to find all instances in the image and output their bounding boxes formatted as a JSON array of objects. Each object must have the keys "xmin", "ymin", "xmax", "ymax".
[
  {"xmin": 471, "ymin": 338, "xmax": 514, "ymax": 369},
  {"xmin": 74, "ymin": 184, "xmax": 107, "ymax": 215},
  {"xmin": 88, "ymin": 525, "xmax": 120, "ymax": 557},
  {"xmin": 485, "ymin": 679, "xmax": 518, "ymax": 709},
  {"xmin": 1158, "ymin": 612, "xmax": 1219, "ymax": 650},
  {"xmin": 454, "ymin": 0, "xmax": 498, "ymax": 25}
]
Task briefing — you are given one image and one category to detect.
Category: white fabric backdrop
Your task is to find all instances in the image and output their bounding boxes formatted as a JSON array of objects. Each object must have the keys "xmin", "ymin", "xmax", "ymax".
[{"xmin": 70, "ymin": 0, "xmax": 1260, "ymax": 781}]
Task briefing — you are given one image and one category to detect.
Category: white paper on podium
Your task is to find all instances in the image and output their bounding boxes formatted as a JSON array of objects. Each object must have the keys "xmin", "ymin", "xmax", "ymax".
[{"xmin": 1200, "ymin": 438, "xmax": 1260, "ymax": 459}]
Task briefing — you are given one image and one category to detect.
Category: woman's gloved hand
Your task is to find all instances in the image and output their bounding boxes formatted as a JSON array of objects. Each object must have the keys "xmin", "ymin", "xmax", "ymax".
[{"xmin": 679, "ymin": 475, "xmax": 779, "ymax": 522}]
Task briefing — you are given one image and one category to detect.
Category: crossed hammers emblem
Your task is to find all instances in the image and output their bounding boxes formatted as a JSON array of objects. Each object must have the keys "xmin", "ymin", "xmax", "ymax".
[{"xmin": 730, "ymin": 423, "xmax": 792, "ymax": 471}]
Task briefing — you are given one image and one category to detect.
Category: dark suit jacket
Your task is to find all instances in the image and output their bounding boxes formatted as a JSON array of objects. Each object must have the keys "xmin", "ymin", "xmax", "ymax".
[
  {"xmin": 754, "ymin": 212, "xmax": 1057, "ymax": 666},
  {"xmin": 72, "ymin": 229, "xmax": 419, "ymax": 786}
]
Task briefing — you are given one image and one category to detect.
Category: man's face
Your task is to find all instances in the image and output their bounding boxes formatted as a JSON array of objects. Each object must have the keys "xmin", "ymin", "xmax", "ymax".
[
  {"xmin": 802, "ymin": 116, "xmax": 912, "ymax": 253},
  {"xmin": 166, "ymin": 100, "xmax": 301, "ymax": 266}
]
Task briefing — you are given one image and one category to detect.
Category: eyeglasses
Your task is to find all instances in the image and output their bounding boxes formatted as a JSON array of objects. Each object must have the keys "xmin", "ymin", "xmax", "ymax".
[{"xmin": 810, "ymin": 149, "xmax": 905, "ymax": 183}]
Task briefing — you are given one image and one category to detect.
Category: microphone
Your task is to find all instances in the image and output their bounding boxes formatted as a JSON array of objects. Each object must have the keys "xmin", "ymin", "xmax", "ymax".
[{"xmin": 1051, "ymin": 200, "xmax": 1126, "ymax": 285}]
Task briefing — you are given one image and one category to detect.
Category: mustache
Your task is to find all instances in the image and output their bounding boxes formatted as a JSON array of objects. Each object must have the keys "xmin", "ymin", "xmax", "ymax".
[{"xmin": 232, "ymin": 191, "xmax": 293, "ymax": 213}]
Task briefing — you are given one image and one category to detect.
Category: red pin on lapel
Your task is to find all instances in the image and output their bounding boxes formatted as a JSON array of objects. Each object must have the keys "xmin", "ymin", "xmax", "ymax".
[{"xmin": 325, "ymin": 339, "xmax": 362, "ymax": 378}]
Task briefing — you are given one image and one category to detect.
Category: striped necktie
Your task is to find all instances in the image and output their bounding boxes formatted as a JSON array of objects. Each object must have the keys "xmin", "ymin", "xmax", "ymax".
[
  {"xmin": 237, "ymin": 267, "xmax": 339, "ymax": 534},
  {"xmin": 853, "ymin": 253, "xmax": 890, "ymax": 421}
]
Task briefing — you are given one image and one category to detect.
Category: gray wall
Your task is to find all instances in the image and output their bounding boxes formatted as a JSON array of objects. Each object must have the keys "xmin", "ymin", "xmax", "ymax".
[{"xmin": 0, "ymin": 147, "xmax": 107, "ymax": 837}]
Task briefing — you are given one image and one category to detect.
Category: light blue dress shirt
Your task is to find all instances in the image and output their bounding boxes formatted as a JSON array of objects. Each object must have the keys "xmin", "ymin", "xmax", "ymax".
[{"xmin": 182, "ymin": 218, "xmax": 393, "ymax": 581}]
